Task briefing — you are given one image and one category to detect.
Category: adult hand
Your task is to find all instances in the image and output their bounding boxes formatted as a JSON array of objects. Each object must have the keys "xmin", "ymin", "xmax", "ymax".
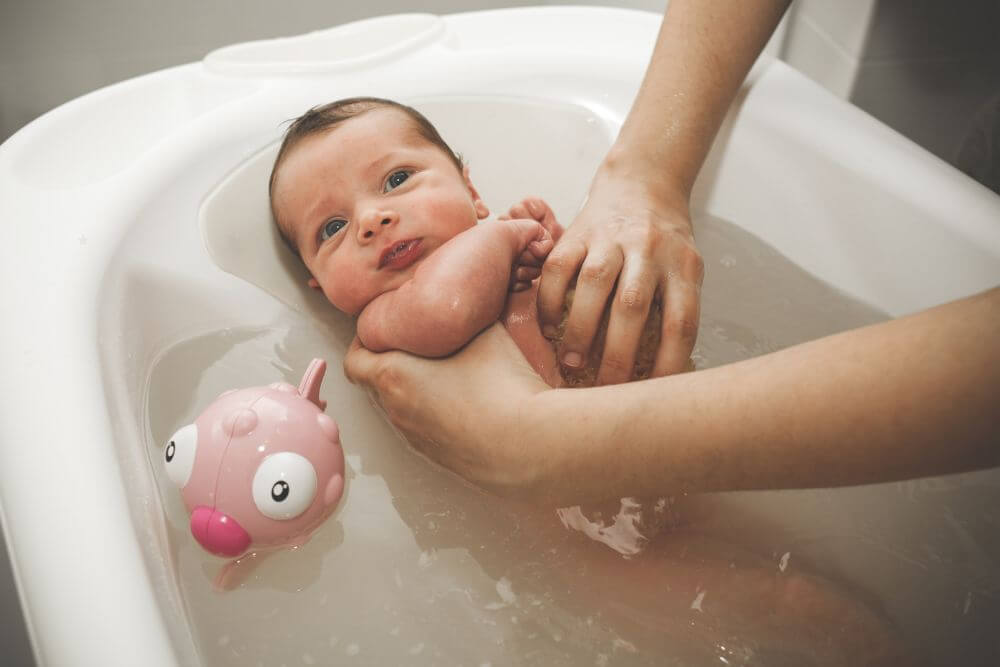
[
  {"xmin": 537, "ymin": 170, "xmax": 704, "ymax": 384},
  {"xmin": 342, "ymin": 323, "xmax": 551, "ymax": 495}
]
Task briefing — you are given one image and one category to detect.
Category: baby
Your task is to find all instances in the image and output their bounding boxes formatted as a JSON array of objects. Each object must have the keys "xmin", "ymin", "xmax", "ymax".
[{"xmin": 268, "ymin": 97, "xmax": 660, "ymax": 387}]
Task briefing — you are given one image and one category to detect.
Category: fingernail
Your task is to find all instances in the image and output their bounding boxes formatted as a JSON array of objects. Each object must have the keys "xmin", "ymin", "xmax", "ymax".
[
  {"xmin": 542, "ymin": 324, "xmax": 557, "ymax": 339},
  {"xmin": 562, "ymin": 352, "xmax": 582, "ymax": 368}
]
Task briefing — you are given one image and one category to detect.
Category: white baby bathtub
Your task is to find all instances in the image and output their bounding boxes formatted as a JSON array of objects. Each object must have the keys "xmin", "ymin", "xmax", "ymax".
[{"xmin": 2, "ymin": 6, "xmax": 999, "ymax": 666}]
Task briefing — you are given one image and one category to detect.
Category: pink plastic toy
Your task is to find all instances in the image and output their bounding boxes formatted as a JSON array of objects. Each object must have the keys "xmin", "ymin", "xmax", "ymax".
[{"xmin": 163, "ymin": 359, "xmax": 345, "ymax": 583}]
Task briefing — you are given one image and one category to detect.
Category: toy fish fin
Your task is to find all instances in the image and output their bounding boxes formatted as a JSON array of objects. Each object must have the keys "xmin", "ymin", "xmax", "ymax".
[{"xmin": 298, "ymin": 358, "xmax": 327, "ymax": 411}]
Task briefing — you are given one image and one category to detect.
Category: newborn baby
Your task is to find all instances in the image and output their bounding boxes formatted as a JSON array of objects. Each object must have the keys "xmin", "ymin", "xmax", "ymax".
[{"xmin": 268, "ymin": 97, "xmax": 660, "ymax": 387}]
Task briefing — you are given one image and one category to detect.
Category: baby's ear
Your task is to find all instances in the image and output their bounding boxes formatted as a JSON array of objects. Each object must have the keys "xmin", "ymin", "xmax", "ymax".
[
  {"xmin": 462, "ymin": 165, "xmax": 490, "ymax": 220},
  {"xmin": 307, "ymin": 277, "xmax": 321, "ymax": 290}
]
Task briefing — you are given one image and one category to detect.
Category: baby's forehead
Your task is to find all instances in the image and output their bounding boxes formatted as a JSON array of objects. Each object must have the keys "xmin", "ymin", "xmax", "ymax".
[
  {"xmin": 328, "ymin": 106, "xmax": 429, "ymax": 148},
  {"xmin": 276, "ymin": 109, "xmax": 425, "ymax": 185}
]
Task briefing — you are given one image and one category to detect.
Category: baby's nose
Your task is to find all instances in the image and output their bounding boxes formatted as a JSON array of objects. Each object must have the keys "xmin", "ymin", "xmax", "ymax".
[{"xmin": 358, "ymin": 209, "xmax": 398, "ymax": 241}]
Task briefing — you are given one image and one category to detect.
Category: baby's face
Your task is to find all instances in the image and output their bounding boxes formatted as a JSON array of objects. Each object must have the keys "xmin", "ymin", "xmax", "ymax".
[{"xmin": 271, "ymin": 107, "xmax": 488, "ymax": 315}]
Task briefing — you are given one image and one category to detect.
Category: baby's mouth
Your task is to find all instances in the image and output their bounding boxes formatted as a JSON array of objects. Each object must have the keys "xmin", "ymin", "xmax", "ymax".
[{"xmin": 378, "ymin": 238, "xmax": 422, "ymax": 270}]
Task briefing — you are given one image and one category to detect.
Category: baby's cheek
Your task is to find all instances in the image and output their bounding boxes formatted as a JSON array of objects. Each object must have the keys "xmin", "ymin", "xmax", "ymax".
[
  {"xmin": 322, "ymin": 281, "xmax": 362, "ymax": 316},
  {"xmin": 422, "ymin": 192, "xmax": 480, "ymax": 233}
]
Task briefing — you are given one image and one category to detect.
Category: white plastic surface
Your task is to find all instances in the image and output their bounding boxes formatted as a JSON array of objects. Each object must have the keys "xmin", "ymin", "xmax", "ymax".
[
  {"xmin": 203, "ymin": 13, "xmax": 446, "ymax": 75},
  {"xmin": 1, "ymin": 6, "xmax": 998, "ymax": 667}
]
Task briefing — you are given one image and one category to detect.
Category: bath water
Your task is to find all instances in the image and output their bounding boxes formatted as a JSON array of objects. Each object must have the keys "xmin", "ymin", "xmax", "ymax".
[{"xmin": 145, "ymin": 215, "xmax": 998, "ymax": 666}]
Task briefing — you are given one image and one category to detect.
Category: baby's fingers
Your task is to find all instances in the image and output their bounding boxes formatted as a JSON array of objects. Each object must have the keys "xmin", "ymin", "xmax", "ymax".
[
  {"xmin": 516, "ymin": 265, "xmax": 541, "ymax": 282},
  {"xmin": 510, "ymin": 280, "xmax": 534, "ymax": 292},
  {"xmin": 528, "ymin": 238, "xmax": 553, "ymax": 260},
  {"xmin": 507, "ymin": 202, "xmax": 531, "ymax": 220},
  {"xmin": 509, "ymin": 265, "xmax": 541, "ymax": 292}
]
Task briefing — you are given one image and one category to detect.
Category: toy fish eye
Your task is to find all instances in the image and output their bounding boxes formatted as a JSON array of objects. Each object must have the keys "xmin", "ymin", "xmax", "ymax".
[
  {"xmin": 164, "ymin": 423, "xmax": 198, "ymax": 488},
  {"xmin": 252, "ymin": 452, "xmax": 317, "ymax": 520}
]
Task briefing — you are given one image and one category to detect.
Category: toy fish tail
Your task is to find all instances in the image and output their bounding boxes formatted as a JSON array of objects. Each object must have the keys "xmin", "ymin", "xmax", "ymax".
[{"xmin": 298, "ymin": 358, "xmax": 327, "ymax": 411}]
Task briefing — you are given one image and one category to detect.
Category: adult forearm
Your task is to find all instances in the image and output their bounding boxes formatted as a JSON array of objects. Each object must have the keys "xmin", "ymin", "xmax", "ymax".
[
  {"xmin": 528, "ymin": 288, "xmax": 1000, "ymax": 504},
  {"xmin": 607, "ymin": 0, "xmax": 791, "ymax": 201}
]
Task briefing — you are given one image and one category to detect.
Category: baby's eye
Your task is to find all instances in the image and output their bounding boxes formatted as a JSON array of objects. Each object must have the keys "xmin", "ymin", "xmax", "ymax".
[
  {"xmin": 383, "ymin": 170, "xmax": 411, "ymax": 193},
  {"xmin": 320, "ymin": 218, "xmax": 347, "ymax": 242}
]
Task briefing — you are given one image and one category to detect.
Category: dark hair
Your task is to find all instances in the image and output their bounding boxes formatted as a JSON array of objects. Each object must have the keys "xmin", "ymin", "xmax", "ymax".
[{"xmin": 268, "ymin": 97, "xmax": 463, "ymax": 255}]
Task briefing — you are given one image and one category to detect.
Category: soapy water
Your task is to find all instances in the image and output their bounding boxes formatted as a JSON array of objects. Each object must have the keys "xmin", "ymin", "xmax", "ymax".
[{"xmin": 146, "ymin": 215, "xmax": 998, "ymax": 666}]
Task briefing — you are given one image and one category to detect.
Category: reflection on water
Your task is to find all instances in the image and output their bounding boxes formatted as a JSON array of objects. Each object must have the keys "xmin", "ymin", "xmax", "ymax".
[{"xmin": 145, "ymin": 215, "xmax": 998, "ymax": 666}]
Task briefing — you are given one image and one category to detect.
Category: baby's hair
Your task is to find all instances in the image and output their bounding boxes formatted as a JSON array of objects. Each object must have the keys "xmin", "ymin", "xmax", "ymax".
[{"xmin": 269, "ymin": 97, "xmax": 464, "ymax": 256}]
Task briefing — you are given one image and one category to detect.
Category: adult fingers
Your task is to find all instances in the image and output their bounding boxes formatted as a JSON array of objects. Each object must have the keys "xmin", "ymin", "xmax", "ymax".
[
  {"xmin": 557, "ymin": 246, "xmax": 624, "ymax": 370},
  {"xmin": 595, "ymin": 259, "xmax": 658, "ymax": 385},
  {"xmin": 652, "ymin": 277, "xmax": 701, "ymax": 377},
  {"xmin": 537, "ymin": 237, "xmax": 587, "ymax": 335},
  {"xmin": 343, "ymin": 337, "xmax": 416, "ymax": 425},
  {"xmin": 343, "ymin": 336, "xmax": 376, "ymax": 386}
]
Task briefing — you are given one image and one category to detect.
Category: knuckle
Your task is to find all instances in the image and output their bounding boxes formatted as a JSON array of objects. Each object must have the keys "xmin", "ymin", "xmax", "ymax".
[
  {"xmin": 664, "ymin": 317, "xmax": 699, "ymax": 344},
  {"xmin": 634, "ymin": 225, "xmax": 659, "ymax": 252},
  {"xmin": 579, "ymin": 262, "xmax": 614, "ymax": 285},
  {"xmin": 686, "ymin": 248, "xmax": 705, "ymax": 282},
  {"xmin": 372, "ymin": 362, "xmax": 404, "ymax": 398},
  {"xmin": 543, "ymin": 250, "xmax": 573, "ymax": 275},
  {"xmin": 618, "ymin": 286, "xmax": 649, "ymax": 313},
  {"xmin": 671, "ymin": 239, "xmax": 704, "ymax": 282}
]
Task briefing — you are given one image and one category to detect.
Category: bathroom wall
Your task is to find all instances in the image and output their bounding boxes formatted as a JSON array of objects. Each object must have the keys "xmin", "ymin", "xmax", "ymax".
[
  {"xmin": 782, "ymin": 0, "xmax": 1000, "ymax": 188},
  {"xmin": 0, "ymin": 0, "xmax": 674, "ymax": 144}
]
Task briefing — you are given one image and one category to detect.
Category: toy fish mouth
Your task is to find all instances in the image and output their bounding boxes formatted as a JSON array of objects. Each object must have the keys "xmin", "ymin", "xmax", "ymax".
[
  {"xmin": 190, "ymin": 506, "xmax": 252, "ymax": 558},
  {"xmin": 378, "ymin": 238, "xmax": 422, "ymax": 269}
]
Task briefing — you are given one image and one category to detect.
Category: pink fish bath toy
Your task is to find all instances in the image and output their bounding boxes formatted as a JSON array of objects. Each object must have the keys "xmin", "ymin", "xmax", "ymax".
[{"xmin": 163, "ymin": 358, "xmax": 345, "ymax": 588}]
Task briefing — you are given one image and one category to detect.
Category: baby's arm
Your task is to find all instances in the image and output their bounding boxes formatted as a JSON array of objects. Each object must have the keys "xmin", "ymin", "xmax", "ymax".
[{"xmin": 357, "ymin": 218, "xmax": 552, "ymax": 357}]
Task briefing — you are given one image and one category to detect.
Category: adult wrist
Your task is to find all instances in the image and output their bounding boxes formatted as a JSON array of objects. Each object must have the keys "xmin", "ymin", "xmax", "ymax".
[
  {"xmin": 596, "ymin": 141, "xmax": 693, "ymax": 216},
  {"xmin": 501, "ymin": 388, "xmax": 578, "ymax": 504}
]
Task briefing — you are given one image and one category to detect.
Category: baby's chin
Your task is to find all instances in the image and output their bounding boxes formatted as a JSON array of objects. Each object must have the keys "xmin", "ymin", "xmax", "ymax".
[
  {"xmin": 326, "ymin": 258, "xmax": 427, "ymax": 316},
  {"xmin": 328, "ymin": 287, "xmax": 392, "ymax": 318}
]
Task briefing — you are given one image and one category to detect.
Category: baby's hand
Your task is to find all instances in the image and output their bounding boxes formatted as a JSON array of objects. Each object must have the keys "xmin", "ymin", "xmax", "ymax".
[
  {"xmin": 502, "ymin": 197, "xmax": 565, "ymax": 243},
  {"xmin": 500, "ymin": 198, "xmax": 565, "ymax": 292}
]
